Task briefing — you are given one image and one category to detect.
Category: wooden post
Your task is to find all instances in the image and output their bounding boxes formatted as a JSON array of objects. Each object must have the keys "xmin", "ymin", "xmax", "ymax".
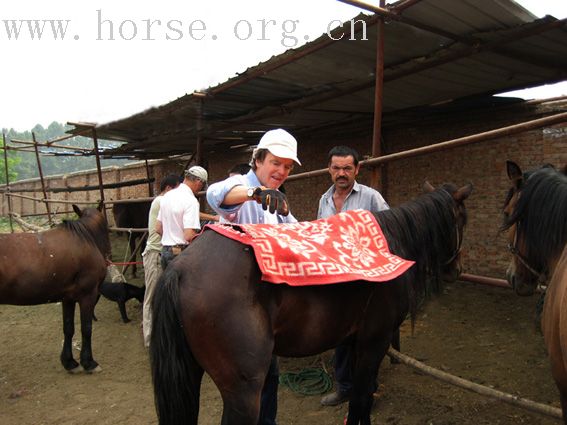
[
  {"xmin": 370, "ymin": 0, "xmax": 387, "ymax": 197},
  {"xmin": 91, "ymin": 128, "xmax": 107, "ymax": 220},
  {"xmin": 32, "ymin": 132, "xmax": 53, "ymax": 226},
  {"xmin": 145, "ymin": 160, "xmax": 153, "ymax": 196},
  {"xmin": 2, "ymin": 132, "xmax": 14, "ymax": 232}
]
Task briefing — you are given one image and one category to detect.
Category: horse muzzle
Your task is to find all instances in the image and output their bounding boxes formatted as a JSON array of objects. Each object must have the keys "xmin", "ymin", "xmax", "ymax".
[{"xmin": 506, "ymin": 265, "xmax": 536, "ymax": 296}]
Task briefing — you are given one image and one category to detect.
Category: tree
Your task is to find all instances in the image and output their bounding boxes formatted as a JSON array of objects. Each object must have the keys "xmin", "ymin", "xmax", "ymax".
[
  {"xmin": 1, "ymin": 122, "xmax": 133, "ymax": 181},
  {"xmin": 0, "ymin": 135, "xmax": 20, "ymax": 184}
]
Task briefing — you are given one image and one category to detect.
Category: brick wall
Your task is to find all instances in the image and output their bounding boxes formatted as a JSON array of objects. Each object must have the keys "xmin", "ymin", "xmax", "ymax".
[
  {"xmin": 2, "ymin": 99, "xmax": 565, "ymax": 279},
  {"xmin": 0, "ymin": 158, "xmax": 189, "ymax": 226}
]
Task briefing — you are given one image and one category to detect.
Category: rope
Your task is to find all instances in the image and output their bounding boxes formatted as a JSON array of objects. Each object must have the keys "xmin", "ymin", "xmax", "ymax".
[
  {"xmin": 121, "ymin": 231, "xmax": 133, "ymax": 274},
  {"xmin": 279, "ymin": 367, "xmax": 332, "ymax": 396}
]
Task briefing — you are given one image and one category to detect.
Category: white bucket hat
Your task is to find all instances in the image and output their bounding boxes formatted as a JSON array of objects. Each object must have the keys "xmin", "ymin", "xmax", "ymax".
[
  {"xmin": 255, "ymin": 128, "xmax": 301, "ymax": 166},
  {"xmin": 185, "ymin": 165, "xmax": 208, "ymax": 183}
]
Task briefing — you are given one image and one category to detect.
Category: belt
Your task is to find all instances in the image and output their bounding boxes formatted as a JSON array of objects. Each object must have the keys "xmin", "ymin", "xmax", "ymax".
[{"xmin": 164, "ymin": 244, "xmax": 188, "ymax": 250}]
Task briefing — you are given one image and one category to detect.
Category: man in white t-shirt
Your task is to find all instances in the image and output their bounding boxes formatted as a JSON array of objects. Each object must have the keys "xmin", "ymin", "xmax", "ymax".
[{"xmin": 156, "ymin": 165, "xmax": 208, "ymax": 270}]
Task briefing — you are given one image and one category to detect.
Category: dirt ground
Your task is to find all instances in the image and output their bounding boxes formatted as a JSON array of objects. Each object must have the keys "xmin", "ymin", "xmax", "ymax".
[{"xmin": 0, "ymin": 236, "xmax": 562, "ymax": 424}]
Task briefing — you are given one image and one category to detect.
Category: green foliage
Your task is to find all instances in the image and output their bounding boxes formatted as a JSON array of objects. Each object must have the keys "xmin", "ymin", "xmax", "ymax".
[{"xmin": 1, "ymin": 122, "xmax": 134, "ymax": 181}]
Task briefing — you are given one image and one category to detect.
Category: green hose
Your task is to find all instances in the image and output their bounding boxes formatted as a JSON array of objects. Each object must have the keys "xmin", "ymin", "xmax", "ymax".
[{"xmin": 279, "ymin": 367, "xmax": 333, "ymax": 396}]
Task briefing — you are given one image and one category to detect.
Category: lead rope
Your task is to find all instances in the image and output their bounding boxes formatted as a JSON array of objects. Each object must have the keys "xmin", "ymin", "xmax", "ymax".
[
  {"xmin": 121, "ymin": 230, "xmax": 134, "ymax": 275},
  {"xmin": 279, "ymin": 367, "xmax": 332, "ymax": 395}
]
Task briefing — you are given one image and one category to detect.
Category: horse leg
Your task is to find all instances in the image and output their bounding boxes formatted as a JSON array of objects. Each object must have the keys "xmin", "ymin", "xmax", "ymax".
[
  {"xmin": 560, "ymin": 391, "xmax": 567, "ymax": 425},
  {"xmin": 204, "ymin": 322, "xmax": 274, "ymax": 424},
  {"xmin": 346, "ymin": 337, "xmax": 391, "ymax": 425},
  {"xmin": 78, "ymin": 290, "xmax": 101, "ymax": 373},
  {"xmin": 219, "ymin": 372, "xmax": 269, "ymax": 425},
  {"xmin": 60, "ymin": 300, "xmax": 80, "ymax": 372}
]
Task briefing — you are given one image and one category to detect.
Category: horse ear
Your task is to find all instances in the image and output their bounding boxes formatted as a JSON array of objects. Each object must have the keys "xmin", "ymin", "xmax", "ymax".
[
  {"xmin": 72, "ymin": 204, "xmax": 82, "ymax": 217},
  {"xmin": 506, "ymin": 161, "xmax": 523, "ymax": 188},
  {"xmin": 97, "ymin": 201, "xmax": 104, "ymax": 212},
  {"xmin": 423, "ymin": 181, "xmax": 435, "ymax": 193},
  {"xmin": 454, "ymin": 183, "xmax": 473, "ymax": 202}
]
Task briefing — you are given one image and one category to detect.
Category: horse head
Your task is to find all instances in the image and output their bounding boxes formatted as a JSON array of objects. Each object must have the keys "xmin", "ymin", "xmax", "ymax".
[
  {"xmin": 71, "ymin": 203, "xmax": 111, "ymax": 260},
  {"xmin": 501, "ymin": 161, "xmax": 567, "ymax": 296},
  {"xmin": 424, "ymin": 181, "xmax": 473, "ymax": 283}
]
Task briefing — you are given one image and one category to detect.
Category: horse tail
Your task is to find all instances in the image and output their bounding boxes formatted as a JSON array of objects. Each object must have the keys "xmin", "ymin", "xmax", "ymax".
[{"xmin": 150, "ymin": 267, "xmax": 201, "ymax": 425}]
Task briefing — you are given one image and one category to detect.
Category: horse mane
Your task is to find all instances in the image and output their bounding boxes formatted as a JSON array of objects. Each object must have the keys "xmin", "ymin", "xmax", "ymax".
[
  {"xmin": 503, "ymin": 166, "xmax": 567, "ymax": 273},
  {"xmin": 61, "ymin": 208, "xmax": 111, "ymax": 259},
  {"xmin": 375, "ymin": 184, "xmax": 462, "ymax": 320}
]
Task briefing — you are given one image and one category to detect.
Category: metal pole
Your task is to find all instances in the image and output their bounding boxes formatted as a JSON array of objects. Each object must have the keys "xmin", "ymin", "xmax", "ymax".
[
  {"xmin": 91, "ymin": 128, "xmax": 107, "ymax": 220},
  {"xmin": 195, "ymin": 97, "xmax": 204, "ymax": 166},
  {"xmin": 195, "ymin": 97, "xmax": 206, "ymax": 212},
  {"xmin": 32, "ymin": 132, "xmax": 53, "ymax": 226},
  {"xmin": 459, "ymin": 273, "xmax": 510, "ymax": 289},
  {"xmin": 2, "ymin": 132, "xmax": 14, "ymax": 232},
  {"xmin": 370, "ymin": 0, "xmax": 386, "ymax": 193},
  {"xmin": 285, "ymin": 111, "xmax": 567, "ymax": 182}
]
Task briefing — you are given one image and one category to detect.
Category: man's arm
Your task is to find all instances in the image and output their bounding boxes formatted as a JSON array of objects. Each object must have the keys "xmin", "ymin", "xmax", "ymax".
[
  {"xmin": 183, "ymin": 228, "xmax": 198, "ymax": 243},
  {"xmin": 219, "ymin": 185, "xmax": 254, "ymax": 206},
  {"xmin": 156, "ymin": 219, "xmax": 163, "ymax": 236}
]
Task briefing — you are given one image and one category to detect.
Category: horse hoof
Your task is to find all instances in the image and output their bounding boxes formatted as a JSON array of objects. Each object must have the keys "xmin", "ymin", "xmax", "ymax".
[
  {"xmin": 67, "ymin": 365, "xmax": 84, "ymax": 374},
  {"xmin": 86, "ymin": 365, "xmax": 103, "ymax": 374}
]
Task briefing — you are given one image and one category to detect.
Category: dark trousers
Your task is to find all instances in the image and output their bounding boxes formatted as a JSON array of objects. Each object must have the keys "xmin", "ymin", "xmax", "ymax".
[
  {"xmin": 258, "ymin": 356, "xmax": 278, "ymax": 425},
  {"xmin": 160, "ymin": 247, "xmax": 176, "ymax": 270},
  {"xmin": 334, "ymin": 343, "xmax": 353, "ymax": 394},
  {"xmin": 160, "ymin": 245, "xmax": 187, "ymax": 270},
  {"xmin": 334, "ymin": 341, "xmax": 378, "ymax": 394}
]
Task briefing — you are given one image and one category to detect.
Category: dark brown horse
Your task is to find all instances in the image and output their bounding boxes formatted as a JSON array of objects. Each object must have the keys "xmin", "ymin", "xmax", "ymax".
[
  {"xmin": 502, "ymin": 160, "xmax": 567, "ymax": 422},
  {"xmin": 112, "ymin": 200, "xmax": 151, "ymax": 278},
  {"xmin": 151, "ymin": 181, "xmax": 472, "ymax": 425},
  {"xmin": 0, "ymin": 203, "xmax": 111, "ymax": 372}
]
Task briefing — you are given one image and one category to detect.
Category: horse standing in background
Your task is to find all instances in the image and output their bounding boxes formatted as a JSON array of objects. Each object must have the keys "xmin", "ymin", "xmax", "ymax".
[
  {"xmin": 502, "ymin": 160, "xmax": 567, "ymax": 423},
  {"xmin": 112, "ymin": 200, "xmax": 151, "ymax": 278},
  {"xmin": 0, "ymin": 203, "xmax": 110, "ymax": 372},
  {"xmin": 150, "ymin": 181, "xmax": 472, "ymax": 425}
]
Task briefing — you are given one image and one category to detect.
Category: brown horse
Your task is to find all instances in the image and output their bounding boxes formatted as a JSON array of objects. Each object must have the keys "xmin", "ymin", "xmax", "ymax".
[
  {"xmin": 502, "ymin": 160, "xmax": 567, "ymax": 422},
  {"xmin": 0, "ymin": 203, "xmax": 111, "ymax": 372},
  {"xmin": 150, "ymin": 181, "xmax": 472, "ymax": 425}
]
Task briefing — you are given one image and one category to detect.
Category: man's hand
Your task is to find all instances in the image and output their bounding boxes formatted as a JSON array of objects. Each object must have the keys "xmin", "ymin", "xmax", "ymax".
[{"xmin": 252, "ymin": 188, "xmax": 290, "ymax": 216}]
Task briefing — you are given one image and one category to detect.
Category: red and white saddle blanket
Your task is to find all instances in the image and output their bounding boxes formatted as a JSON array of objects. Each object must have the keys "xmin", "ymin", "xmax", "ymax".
[{"xmin": 205, "ymin": 209, "xmax": 414, "ymax": 286}]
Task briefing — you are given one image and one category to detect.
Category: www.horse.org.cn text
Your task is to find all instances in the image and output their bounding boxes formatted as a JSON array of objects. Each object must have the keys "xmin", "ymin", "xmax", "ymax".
[{"xmin": 1, "ymin": 11, "xmax": 370, "ymax": 48}]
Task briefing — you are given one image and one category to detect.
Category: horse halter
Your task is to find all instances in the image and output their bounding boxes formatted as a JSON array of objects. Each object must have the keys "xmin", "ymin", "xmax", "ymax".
[
  {"xmin": 443, "ymin": 210, "xmax": 463, "ymax": 267},
  {"xmin": 507, "ymin": 227, "xmax": 547, "ymax": 284}
]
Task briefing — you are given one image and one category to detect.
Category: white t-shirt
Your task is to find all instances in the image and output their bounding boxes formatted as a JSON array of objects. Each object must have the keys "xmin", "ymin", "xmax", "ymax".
[{"xmin": 157, "ymin": 184, "xmax": 200, "ymax": 246}]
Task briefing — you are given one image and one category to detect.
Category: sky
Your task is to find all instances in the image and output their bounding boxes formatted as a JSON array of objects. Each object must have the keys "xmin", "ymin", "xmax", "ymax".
[{"xmin": 1, "ymin": 0, "xmax": 566, "ymax": 133}]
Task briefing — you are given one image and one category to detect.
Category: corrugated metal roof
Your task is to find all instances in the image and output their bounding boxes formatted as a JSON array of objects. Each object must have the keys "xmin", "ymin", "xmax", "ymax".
[{"xmin": 72, "ymin": 0, "xmax": 567, "ymax": 158}]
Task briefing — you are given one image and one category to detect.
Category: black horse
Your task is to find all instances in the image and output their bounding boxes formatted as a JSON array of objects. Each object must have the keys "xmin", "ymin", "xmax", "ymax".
[
  {"xmin": 112, "ymin": 200, "xmax": 151, "ymax": 278},
  {"xmin": 150, "ymin": 182, "xmax": 472, "ymax": 425},
  {"xmin": 0, "ymin": 203, "xmax": 110, "ymax": 372}
]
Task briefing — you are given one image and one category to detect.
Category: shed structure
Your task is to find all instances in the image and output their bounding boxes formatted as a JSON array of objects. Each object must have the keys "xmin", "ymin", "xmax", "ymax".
[{"xmin": 64, "ymin": 0, "xmax": 567, "ymax": 278}]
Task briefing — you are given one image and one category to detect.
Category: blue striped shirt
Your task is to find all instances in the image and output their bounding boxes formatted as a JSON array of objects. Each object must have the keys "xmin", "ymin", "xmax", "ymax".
[{"xmin": 206, "ymin": 170, "xmax": 297, "ymax": 224}]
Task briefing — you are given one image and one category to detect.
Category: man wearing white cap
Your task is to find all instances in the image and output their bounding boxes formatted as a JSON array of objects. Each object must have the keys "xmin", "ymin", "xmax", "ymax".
[
  {"xmin": 156, "ymin": 165, "xmax": 207, "ymax": 270},
  {"xmin": 206, "ymin": 128, "xmax": 301, "ymax": 425}
]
